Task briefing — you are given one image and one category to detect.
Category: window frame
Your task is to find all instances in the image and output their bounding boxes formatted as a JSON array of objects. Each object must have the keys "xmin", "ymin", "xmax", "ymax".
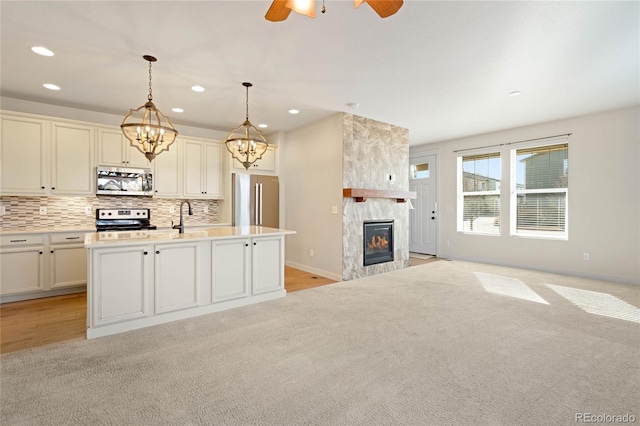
[
  {"xmin": 457, "ymin": 150, "xmax": 502, "ymax": 236},
  {"xmin": 509, "ymin": 139, "xmax": 569, "ymax": 240}
]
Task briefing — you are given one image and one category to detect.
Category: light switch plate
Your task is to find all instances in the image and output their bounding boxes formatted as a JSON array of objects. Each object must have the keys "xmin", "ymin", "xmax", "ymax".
[
  {"xmin": 203, "ymin": 205, "xmax": 209, "ymax": 214},
  {"xmin": 84, "ymin": 205, "xmax": 92, "ymax": 215},
  {"xmin": 331, "ymin": 206, "xmax": 338, "ymax": 214}
]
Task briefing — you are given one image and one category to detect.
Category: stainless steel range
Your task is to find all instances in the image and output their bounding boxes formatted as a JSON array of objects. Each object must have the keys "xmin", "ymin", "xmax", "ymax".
[{"xmin": 95, "ymin": 208, "xmax": 157, "ymax": 232}]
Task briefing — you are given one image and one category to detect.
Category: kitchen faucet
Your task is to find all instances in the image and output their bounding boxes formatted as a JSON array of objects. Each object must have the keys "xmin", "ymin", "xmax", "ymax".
[{"xmin": 172, "ymin": 200, "xmax": 193, "ymax": 234}]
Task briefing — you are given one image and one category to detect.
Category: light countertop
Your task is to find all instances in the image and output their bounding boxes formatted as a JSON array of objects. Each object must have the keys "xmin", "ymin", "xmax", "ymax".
[
  {"xmin": 0, "ymin": 223, "xmax": 231, "ymax": 236},
  {"xmin": 84, "ymin": 226, "xmax": 296, "ymax": 248}
]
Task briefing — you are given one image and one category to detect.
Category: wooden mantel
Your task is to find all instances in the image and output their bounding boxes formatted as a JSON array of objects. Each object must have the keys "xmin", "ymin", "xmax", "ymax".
[{"xmin": 343, "ymin": 188, "xmax": 417, "ymax": 203}]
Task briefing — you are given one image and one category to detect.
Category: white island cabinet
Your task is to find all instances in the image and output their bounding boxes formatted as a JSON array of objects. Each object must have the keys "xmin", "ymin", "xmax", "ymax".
[{"xmin": 85, "ymin": 226, "xmax": 295, "ymax": 339}]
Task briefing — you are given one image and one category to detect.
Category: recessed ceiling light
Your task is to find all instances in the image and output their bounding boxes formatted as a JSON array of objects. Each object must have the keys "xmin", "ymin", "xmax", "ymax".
[
  {"xmin": 258, "ymin": 124, "xmax": 268, "ymax": 128},
  {"xmin": 43, "ymin": 83, "xmax": 60, "ymax": 91},
  {"xmin": 288, "ymin": 109, "xmax": 299, "ymax": 115},
  {"xmin": 191, "ymin": 85, "xmax": 205, "ymax": 92},
  {"xmin": 508, "ymin": 91, "xmax": 522, "ymax": 97},
  {"xmin": 172, "ymin": 107, "xmax": 184, "ymax": 113},
  {"xmin": 31, "ymin": 46, "xmax": 54, "ymax": 56}
]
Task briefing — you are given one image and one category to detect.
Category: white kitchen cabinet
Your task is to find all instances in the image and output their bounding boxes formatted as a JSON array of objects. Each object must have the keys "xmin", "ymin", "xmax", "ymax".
[
  {"xmin": 97, "ymin": 128, "xmax": 150, "ymax": 169},
  {"xmin": 153, "ymin": 138, "xmax": 181, "ymax": 198},
  {"xmin": 184, "ymin": 139, "xmax": 222, "ymax": 199},
  {"xmin": 49, "ymin": 232, "xmax": 87, "ymax": 289},
  {"xmin": 51, "ymin": 122, "xmax": 95, "ymax": 195},
  {"xmin": 232, "ymin": 146, "xmax": 276, "ymax": 172},
  {"xmin": 154, "ymin": 242, "xmax": 200, "ymax": 313},
  {"xmin": 91, "ymin": 244, "xmax": 152, "ymax": 326},
  {"xmin": 0, "ymin": 235, "xmax": 46, "ymax": 295},
  {"xmin": 0, "ymin": 114, "xmax": 48, "ymax": 195},
  {"xmin": 211, "ymin": 238, "xmax": 250, "ymax": 302},
  {"xmin": 251, "ymin": 235, "xmax": 284, "ymax": 295}
]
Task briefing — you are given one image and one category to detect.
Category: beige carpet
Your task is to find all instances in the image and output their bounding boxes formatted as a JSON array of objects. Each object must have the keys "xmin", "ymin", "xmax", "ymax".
[{"xmin": 1, "ymin": 260, "xmax": 638, "ymax": 425}]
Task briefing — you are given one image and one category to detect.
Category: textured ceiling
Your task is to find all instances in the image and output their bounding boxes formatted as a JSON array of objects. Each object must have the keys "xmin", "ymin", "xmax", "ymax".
[{"xmin": 1, "ymin": 1, "xmax": 638, "ymax": 146}]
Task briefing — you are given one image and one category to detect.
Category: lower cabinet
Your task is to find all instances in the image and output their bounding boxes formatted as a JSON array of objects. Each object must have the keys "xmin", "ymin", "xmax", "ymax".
[
  {"xmin": 87, "ymin": 233, "xmax": 288, "ymax": 338},
  {"xmin": 154, "ymin": 242, "xmax": 200, "ymax": 313},
  {"xmin": 251, "ymin": 236, "xmax": 284, "ymax": 295},
  {"xmin": 91, "ymin": 245, "xmax": 152, "ymax": 326},
  {"xmin": 212, "ymin": 238, "xmax": 250, "ymax": 302},
  {"xmin": 50, "ymin": 233, "xmax": 87, "ymax": 289},
  {"xmin": 0, "ymin": 245, "xmax": 46, "ymax": 295}
]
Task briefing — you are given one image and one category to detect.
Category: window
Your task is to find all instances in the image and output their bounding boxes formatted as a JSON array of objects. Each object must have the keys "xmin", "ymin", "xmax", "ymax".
[
  {"xmin": 458, "ymin": 152, "xmax": 501, "ymax": 234},
  {"xmin": 410, "ymin": 162, "xmax": 429, "ymax": 179},
  {"xmin": 511, "ymin": 143, "xmax": 568, "ymax": 238}
]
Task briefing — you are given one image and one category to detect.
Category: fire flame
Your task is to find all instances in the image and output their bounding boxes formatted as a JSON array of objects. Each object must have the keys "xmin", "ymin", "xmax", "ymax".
[{"xmin": 367, "ymin": 234, "xmax": 389, "ymax": 250}]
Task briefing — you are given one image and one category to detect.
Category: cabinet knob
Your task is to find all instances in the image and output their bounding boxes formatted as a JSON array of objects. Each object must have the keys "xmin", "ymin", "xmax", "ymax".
[
  {"xmin": 39, "ymin": 251, "xmax": 43, "ymax": 255},
  {"xmin": 253, "ymin": 242, "xmax": 257, "ymax": 246},
  {"xmin": 245, "ymin": 243, "xmax": 249, "ymax": 247},
  {"xmin": 156, "ymin": 250, "xmax": 160, "ymax": 254},
  {"xmin": 50, "ymin": 250, "xmax": 54, "ymax": 254},
  {"xmin": 51, "ymin": 187, "xmax": 56, "ymax": 190},
  {"xmin": 41, "ymin": 186, "xmax": 45, "ymax": 189},
  {"xmin": 143, "ymin": 251, "xmax": 148, "ymax": 255}
]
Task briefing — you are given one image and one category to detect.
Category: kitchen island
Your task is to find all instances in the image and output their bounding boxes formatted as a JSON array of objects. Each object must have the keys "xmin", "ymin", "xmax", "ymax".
[{"xmin": 84, "ymin": 226, "xmax": 295, "ymax": 339}]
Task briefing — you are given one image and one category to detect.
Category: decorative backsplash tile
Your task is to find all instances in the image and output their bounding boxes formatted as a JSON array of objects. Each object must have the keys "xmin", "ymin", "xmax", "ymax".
[{"xmin": 0, "ymin": 196, "xmax": 220, "ymax": 231}]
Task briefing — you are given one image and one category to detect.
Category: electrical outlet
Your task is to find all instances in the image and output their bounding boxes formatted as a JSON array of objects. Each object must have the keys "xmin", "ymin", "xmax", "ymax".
[
  {"xmin": 331, "ymin": 206, "xmax": 338, "ymax": 215},
  {"xmin": 39, "ymin": 206, "xmax": 47, "ymax": 215},
  {"xmin": 203, "ymin": 205, "xmax": 209, "ymax": 214},
  {"xmin": 0, "ymin": 205, "xmax": 6, "ymax": 216},
  {"xmin": 84, "ymin": 205, "xmax": 92, "ymax": 216},
  {"xmin": 309, "ymin": 249, "xmax": 314, "ymax": 257},
  {"xmin": 583, "ymin": 253, "xmax": 590, "ymax": 261},
  {"xmin": 169, "ymin": 206, "xmax": 176, "ymax": 214}
]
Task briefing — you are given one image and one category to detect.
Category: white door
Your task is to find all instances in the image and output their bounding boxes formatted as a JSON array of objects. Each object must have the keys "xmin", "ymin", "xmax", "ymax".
[{"xmin": 409, "ymin": 154, "xmax": 437, "ymax": 255}]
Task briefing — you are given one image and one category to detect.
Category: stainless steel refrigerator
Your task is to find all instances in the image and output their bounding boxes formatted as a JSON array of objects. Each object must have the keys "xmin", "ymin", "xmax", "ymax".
[{"xmin": 232, "ymin": 173, "xmax": 279, "ymax": 228}]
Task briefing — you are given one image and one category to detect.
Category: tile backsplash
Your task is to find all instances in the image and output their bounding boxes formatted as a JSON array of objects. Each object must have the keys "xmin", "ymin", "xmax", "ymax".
[{"xmin": 0, "ymin": 196, "xmax": 220, "ymax": 231}]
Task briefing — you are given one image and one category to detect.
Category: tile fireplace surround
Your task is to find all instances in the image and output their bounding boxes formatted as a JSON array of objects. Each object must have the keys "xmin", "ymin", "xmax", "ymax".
[{"xmin": 342, "ymin": 114, "xmax": 410, "ymax": 281}]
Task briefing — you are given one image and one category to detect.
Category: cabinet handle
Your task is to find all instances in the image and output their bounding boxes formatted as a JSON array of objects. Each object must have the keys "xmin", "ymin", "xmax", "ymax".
[
  {"xmin": 10, "ymin": 239, "xmax": 27, "ymax": 242},
  {"xmin": 143, "ymin": 251, "xmax": 148, "ymax": 255},
  {"xmin": 65, "ymin": 236, "xmax": 80, "ymax": 240},
  {"xmin": 156, "ymin": 250, "xmax": 160, "ymax": 254}
]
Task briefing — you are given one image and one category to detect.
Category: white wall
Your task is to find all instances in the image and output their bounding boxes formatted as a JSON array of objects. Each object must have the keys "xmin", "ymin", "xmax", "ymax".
[
  {"xmin": 411, "ymin": 107, "xmax": 640, "ymax": 284},
  {"xmin": 282, "ymin": 113, "xmax": 344, "ymax": 280}
]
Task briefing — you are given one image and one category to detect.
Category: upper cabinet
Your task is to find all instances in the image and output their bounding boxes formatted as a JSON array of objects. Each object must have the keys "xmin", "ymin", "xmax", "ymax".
[
  {"xmin": 97, "ymin": 128, "xmax": 150, "ymax": 169},
  {"xmin": 51, "ymin": 122, "xmax": 95, "ymax": 195},
  {"xmin": 232, "ymin": 146, "xmax": 276, "ymax": 172},
  {"xmin": 0, "ymin": 114, "xmax": 48, "ymax": 195},
  {"xmin": 1, "ymin": 113, "xmax": 95, "ymax": 196},
  {"xmin": 153, "ymin": 140, "xmax": 181, "ymax": 198},
  {"xmin": 184, "ymin": 139, "xmax": 223, "ymax": 199}
]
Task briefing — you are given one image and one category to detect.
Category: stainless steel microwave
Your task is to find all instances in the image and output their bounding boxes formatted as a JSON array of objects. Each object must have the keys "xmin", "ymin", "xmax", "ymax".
[{"xmin": 96, "ymin": 166, "xmax": 153, "ymax": 196}]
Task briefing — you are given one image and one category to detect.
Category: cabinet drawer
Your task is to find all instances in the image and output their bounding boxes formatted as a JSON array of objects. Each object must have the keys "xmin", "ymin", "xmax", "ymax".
[
  {"xmin": 0, "ymin": 235, "xmax": 44, "ymax": 247},
  {"xmin": 50, "ymin": 232, "xmax": 86, "ymax": 244}
]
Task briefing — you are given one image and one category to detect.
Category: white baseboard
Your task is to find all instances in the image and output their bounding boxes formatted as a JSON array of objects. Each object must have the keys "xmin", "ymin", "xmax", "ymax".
[{"xmin": 285, "ymin": 261, "xmax": 342, "ymax": 282}]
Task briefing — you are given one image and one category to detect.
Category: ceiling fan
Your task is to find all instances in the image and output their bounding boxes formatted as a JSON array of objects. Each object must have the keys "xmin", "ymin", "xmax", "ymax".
[{"xmin": 265, "ymin": 0, "xmax": 403, "ymax": 22}]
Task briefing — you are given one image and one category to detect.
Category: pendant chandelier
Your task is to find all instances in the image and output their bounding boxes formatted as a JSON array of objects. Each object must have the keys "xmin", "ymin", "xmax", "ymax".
[
  {"xmin": 224, "ymin": 82, "xmax": 268, "ymax": 170},
  {"xmin": 121, "ymin": 55, "xmax": 178, "ymax": 162}
]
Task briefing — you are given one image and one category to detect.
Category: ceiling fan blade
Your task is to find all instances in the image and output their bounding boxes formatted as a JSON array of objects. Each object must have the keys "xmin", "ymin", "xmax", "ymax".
[
  {"xmin": 265, "ymin": 0, "xmax": 292, "ymax": 22},
  {"xmin": 365, "ymin": 0, "xmax": 403, "ymax": 18}
]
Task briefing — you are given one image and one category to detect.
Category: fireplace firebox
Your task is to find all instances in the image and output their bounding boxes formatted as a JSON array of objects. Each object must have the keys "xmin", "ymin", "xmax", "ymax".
[{"xmin": 363, "ymin": 220, "xmax": 394, "ymax": 266}]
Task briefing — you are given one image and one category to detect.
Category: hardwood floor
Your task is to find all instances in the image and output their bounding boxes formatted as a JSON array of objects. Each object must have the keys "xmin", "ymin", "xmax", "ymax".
[{"xmin": 0, "ymin": 267, "xmax": 337, "ymax": 354}]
